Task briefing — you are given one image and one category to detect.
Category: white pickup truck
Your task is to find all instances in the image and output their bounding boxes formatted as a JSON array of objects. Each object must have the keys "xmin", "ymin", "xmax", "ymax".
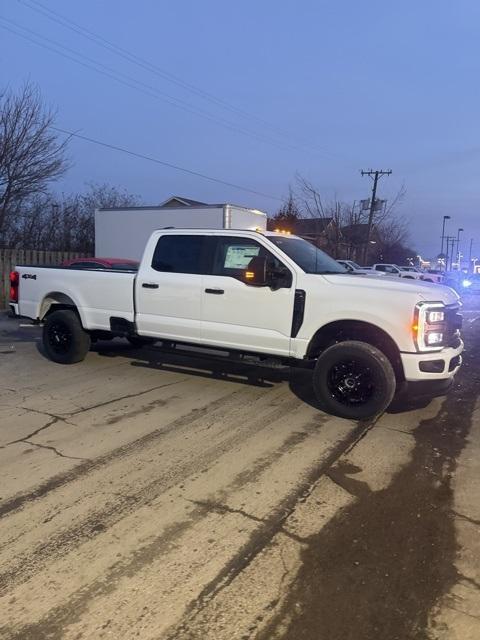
[{"xmin": 10, "ymin": 229, "xmax": 463, "ymax": 419}]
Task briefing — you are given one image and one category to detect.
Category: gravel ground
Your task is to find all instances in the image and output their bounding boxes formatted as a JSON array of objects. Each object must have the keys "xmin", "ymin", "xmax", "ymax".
[{"xmin": 0, "ymin": 300, "xmax": 479, "ymax": 639}]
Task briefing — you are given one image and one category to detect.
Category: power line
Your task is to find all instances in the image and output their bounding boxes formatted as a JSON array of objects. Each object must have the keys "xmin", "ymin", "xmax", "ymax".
[
  {"xmin": 0, "ymin": 17, "xmax": 310, "ymax": 155},
  {"xmin": 18, "ymin": 0, "xmax": 350, "ymax": 161},
  {"xmin": 51, "ymin": 126, "xmax": 283, "ymax": 202},
  {"xmin": 20, "ymin": 0, "xmax": 282, "ymax": 132}
]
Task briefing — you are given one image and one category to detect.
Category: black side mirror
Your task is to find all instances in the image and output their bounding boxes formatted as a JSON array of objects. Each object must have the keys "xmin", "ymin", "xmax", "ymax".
[{"xmin": 243, "ymin": 256, "xmax": 267, "ymax": 286}]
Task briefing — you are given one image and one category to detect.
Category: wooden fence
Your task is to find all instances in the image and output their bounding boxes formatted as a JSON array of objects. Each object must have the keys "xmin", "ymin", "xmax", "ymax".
[{"xmin": 0, "ymin": 249, "xmax": 86, "ymax": 309}]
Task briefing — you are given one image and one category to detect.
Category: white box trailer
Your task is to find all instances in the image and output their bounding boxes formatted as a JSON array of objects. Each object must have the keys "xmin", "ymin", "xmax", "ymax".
[{"xmin": 95, "ymin": 204, "xmax": 268, "ymax": 260}]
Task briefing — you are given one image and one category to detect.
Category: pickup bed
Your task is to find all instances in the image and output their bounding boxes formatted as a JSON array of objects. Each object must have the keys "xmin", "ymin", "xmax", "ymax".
[{"xmin": 10, "ymin": 229, "xmax": 463, "ymax": 419}]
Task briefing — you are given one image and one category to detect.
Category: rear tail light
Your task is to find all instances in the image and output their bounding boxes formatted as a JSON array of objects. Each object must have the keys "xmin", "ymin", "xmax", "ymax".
[{"xmin": 9, "ymin": 271, "xmax": 19, "ymax": 303}]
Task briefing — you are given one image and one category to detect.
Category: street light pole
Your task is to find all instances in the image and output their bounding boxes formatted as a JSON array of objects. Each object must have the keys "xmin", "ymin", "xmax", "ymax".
[
  {"xmin": 456, "ymin": 227, "xmax": 464, "ymax": 269},
  {"xmin": 440, "ymin": 215, "xmax": 450, "ymax": 259},
  {"xmin": 468, "ymin": 238, "xmax": 474, "ymax": 273}
]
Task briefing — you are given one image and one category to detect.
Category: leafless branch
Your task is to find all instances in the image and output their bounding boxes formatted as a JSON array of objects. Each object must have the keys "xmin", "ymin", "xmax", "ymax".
[{"xmin": 0, "ymin": 82, "xmax": 70, "ymax": 239}]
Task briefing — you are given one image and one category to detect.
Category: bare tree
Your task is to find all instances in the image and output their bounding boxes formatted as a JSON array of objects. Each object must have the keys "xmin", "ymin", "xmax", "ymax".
[
  {"xmin": 375, "ymin": 217, "xmax": 412, "ymax": 263},
  {"xmin": 295, "ymin": 175, "xmax": 357, "ymax": 256},
  {"xmin": 0, "ymin": 83, "xmax": 69, "ymax": 242},
  {"xmin": 295, "ymin": 174, "xmax": 327, "ymax": 219},
  {"xmin": 267, "ymin": 188, "xmax": 302, "ymax": 231},
  {"xmin": 294, "ymin": 173, "xmax": 411, "ymax": 262},
  {"xmin": 74, "ymin": 182, "xmax": 142, "ymax": 254},
  {"xmin": 6, "ymin": 183, "xmax": 142, "ymax": 252}
]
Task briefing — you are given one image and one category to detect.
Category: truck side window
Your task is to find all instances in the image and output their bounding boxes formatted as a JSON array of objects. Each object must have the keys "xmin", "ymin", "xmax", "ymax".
[
  {"xmin": 152, "ymin": 235, "xmax": 205, "ymax": 274},
  {"xmin": 212, "ymin": 237, "xmax": 292, "ymax": 286}
]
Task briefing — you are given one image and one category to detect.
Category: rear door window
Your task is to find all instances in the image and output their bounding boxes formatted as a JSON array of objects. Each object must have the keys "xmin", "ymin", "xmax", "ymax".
[{"xmin": 152, "ymin": 235, "xmax": 206, "ymax": 274}]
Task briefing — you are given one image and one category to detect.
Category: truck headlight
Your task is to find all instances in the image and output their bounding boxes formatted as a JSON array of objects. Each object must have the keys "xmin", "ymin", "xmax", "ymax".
[
  {"xmin": 427, "ymin": 310, "xmax": 444, "ymax": 323},
  {"xmin": 413, "ymin": 302, "xmax": 447, "ymax": 351},
  {"xmin": 425, "ymin": 331, "xmax": 444, "ymax": 345}
]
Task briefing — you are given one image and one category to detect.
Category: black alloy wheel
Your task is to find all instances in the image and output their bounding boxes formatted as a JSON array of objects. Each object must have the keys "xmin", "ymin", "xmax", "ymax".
[
  {"xmin": 47, "ymin": 319, "xmax": 73, "ymax": 355},
  {"xmin": 312, "ymin": 340, "xmax": 396, "ymax": 420},
  {"xmin": 42, "ymin": 309, "xmax": 91, "ymax": 364},
  {"xmin": 327, "ymin": 359, "xmax": 375, "ymax": 407}
]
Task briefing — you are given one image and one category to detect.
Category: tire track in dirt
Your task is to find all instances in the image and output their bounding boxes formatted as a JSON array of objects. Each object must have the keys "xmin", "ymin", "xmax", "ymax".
[
  {"xmin": 256, "ymin": 324, "xmax": 480, "ymax": 640},
  {"xmin": 0, "ymin": 408, "xmax": 351, "ymax": 639},
  {"xmin": 0, "ymin": 388, "xmax": 314, "ymax": 597},
  {"xmin": 0, "ymin": 425, "xmax": 320, "ymax": 640},
  {"xmin": 162, "ymin": 419, "xmax": 373, "ymax": 640},
  {"xmin": 0, "ymin": 386, "xmax": 249, "ymax": 520}
]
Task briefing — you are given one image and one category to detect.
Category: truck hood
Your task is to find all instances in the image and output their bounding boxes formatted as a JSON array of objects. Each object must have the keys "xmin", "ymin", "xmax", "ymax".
[{"xmin": 321, "ymin": 273, "xmax": 460, "ymax": 305}]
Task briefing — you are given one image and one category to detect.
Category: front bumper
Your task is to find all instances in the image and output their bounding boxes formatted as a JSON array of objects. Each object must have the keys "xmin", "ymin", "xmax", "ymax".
[{"xmin": 400, "ymin": 340, "xmax": 464, "ymax": 382}]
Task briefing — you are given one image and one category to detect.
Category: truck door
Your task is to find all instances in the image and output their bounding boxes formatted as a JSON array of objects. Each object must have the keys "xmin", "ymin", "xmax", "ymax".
[
  {"xmin": 201, "ymin": 236, "xmax": 295, "ymax": 356},
  {"xmin": 135, "ymin": 234, "xmax": 206, "ymax": 341}
]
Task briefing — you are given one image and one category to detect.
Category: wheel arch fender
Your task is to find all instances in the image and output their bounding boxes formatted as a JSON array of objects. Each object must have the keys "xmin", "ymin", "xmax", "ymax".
[
  {"xmin": 39, "ymin": 291, "xmax": 86, "ymax": 326},
  {"xmin": 306, "ymin": 319, "xmax": 405, "ymax": 382}
]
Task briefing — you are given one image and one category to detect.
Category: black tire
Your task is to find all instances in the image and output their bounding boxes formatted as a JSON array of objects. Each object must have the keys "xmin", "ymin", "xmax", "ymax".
[
  {"xmin": 43, "ymin": 309, "xmax": 91, "ymax": 364},
  {"xmin": 312, "ymin": 341, "xmax": 396, "ymax": 420},
  {"xmin": 127, "ymin": 336, "xmax": 156, "ymax": 348}
]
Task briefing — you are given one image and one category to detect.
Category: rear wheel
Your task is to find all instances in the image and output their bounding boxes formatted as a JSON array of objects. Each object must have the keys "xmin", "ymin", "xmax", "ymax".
[
  {"xmin": 312, "ymin": 340, "xmax": 396, "ymax": 420},
  {"xmin": 43, "ymin": 309, "xmax": 91, "ymax": 364}
]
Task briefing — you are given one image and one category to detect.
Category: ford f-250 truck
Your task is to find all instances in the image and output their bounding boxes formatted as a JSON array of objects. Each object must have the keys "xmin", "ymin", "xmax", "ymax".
[{"xmin": 9, "ymin": 229, "xmax": 463, "ymax": 420}]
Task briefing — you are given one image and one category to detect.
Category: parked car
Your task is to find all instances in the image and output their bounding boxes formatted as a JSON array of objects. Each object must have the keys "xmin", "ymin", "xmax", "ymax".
[
  {"xmin": 10, "ymin": 229, "xmax": 463, "ymax": 420},
  {"xmin": 336, "ymin": 260, "xmax": 385, "ymax": 276},
  {"xmin": 399, "ymin": 266, "xmax": 422, "ymax": 274},
  {"xmin": 398, "ymin": 266, "xmax": 442, "ymax": 284},
  {"xmin": 372, "ymin": 264, "xmax": 423, "ymax": 280},
  {"xmin": 61, "ymin": 257, "xmax": 139, "ymax": 270},
  {"xmin": 420, "ymin": 269, "xmax": 444, "ymax": 284}
]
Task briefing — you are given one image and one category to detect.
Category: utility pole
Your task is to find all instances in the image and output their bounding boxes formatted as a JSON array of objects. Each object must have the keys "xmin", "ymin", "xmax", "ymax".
[
  {"xmin": 444, "ymin": 235, "xmax": 456, "ymax": 271},
  {"xmin": 360, "ymin": 169, "xmax": 392, "ymax": 264}
]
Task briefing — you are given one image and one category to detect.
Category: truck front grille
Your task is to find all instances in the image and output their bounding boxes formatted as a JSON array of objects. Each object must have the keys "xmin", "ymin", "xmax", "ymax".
[{"xmin": 445, "ymin": 305, "xmax": 462, "ymax": 348}]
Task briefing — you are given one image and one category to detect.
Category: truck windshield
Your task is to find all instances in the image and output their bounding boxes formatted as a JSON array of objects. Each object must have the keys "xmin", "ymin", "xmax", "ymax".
[{"xmin": 269, "ymin": 236, "xmax": 346, "ymax": 274}]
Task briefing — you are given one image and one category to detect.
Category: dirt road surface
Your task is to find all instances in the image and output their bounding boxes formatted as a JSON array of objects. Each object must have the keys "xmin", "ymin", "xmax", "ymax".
[{"xmin": 1, "ymin": 299, "xmax": 479, "ymax": 639}]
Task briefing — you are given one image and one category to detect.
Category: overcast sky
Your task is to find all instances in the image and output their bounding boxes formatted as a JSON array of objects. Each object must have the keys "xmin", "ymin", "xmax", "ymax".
[{"xmin": 1, "ymin": 0, "xmax": 479, "ymax": 260}]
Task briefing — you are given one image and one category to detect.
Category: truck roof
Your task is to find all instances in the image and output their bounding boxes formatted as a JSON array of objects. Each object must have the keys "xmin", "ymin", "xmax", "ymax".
[{"xmin": 144, "ymin": 228, "xmax": 301, "ymax": 239}]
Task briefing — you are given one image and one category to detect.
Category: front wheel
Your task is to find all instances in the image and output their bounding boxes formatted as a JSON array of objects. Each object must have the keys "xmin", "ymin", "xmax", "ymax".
[
  {"xmin": 312, "ymin": 341, "xmax": 396, "ymax": 420},
  {"xmin": 43, "ymin": 309, "xmax": 91, "ymax": 364}
]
